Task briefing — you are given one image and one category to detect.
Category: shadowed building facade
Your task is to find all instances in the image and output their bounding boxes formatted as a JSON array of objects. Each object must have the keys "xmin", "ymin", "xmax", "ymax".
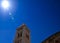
[
  {"xmin": 42, "ymin": 32, "xmax": 60, "ymax": 43},
  {"xmin": 14, "ymin": 24, "xmax": 60, "ymax": 43},
  {"xmin": 14, "ymin": 24, "xmax": 30, "ymax": 43}
]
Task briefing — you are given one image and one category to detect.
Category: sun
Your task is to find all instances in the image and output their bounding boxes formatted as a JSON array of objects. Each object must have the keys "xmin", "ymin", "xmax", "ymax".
[{"xmin": 1, "ymin": 0, "xmax": 10, "ymax": 9}]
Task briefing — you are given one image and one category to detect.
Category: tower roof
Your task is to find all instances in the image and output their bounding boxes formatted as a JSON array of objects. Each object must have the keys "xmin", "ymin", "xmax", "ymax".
[{"xmin": 17, "ymin": 24, "xmax": 30, "ymax": 32}]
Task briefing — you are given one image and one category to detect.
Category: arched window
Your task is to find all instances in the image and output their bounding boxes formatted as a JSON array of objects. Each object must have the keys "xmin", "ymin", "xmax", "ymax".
[
  {"xmin": 18, "ymin": 31, "xmax": 22, "ymax": 38},
  {"xmin": 26, "ymin": 34, "xmax": 29, "ymax": 40}
]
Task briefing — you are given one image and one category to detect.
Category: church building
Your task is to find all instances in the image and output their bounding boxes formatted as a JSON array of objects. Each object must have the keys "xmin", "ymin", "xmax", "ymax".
[
  {"xmin": 13, "ymin": 24, "xmax": 60, "ymax": 43},
  {"xmin": 42, "ymin": 32, "xmax": 60, "ymax": 43}
]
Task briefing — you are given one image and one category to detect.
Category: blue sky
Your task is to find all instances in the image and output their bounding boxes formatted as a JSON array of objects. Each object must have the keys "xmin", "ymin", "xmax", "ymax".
[{"xmin": 0, "ymin": 0, "xmax": 60, "ymax": 43}]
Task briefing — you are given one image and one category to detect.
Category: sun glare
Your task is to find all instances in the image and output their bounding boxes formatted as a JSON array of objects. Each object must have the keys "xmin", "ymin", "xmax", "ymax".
[{"xmin": 1, "ymin": 0, "xmax": 10, "ymax": 9}]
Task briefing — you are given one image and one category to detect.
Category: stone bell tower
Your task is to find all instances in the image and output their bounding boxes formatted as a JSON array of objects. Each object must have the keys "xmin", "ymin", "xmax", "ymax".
[{"xmin": 14, "ymin": 24, "xmax": 30, "ymax": 43}]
